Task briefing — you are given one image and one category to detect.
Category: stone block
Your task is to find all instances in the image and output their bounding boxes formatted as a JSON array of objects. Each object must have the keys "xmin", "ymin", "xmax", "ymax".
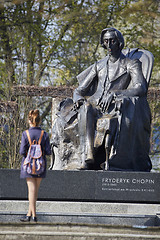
[{"xmin": 0, "ymin": 169, "xmax": 160, "ymax": 203}]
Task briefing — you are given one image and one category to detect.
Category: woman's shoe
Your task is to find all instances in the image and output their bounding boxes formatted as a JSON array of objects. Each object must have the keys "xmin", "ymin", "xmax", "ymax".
[
  {"xmin": 20, "ymin": 216, "xmax": 31, "ymax": 222},
  {"xmin": 32, "ymin": 217, "xmax": 37, "ymax": 222}
]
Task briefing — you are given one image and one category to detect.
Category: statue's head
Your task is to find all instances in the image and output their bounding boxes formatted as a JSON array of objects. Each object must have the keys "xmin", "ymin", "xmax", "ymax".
[{"xmin": 100, "ymin": 27, "xmax": 124, "ymax": 51}]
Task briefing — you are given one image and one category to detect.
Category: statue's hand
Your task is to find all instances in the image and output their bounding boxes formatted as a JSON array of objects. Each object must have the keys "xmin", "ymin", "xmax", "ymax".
[
  {"xmin": 73, "ymin": 99, "xmax": 85, "ymax": 110},
  {"xmin": 99, "ymin": 92, "xmax": 115, "ymax": 113}
]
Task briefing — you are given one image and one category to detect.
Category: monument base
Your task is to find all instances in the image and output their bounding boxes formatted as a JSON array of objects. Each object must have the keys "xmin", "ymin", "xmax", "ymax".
[{"xmin": 0, "ymin": 169, "xmax": 160, "ymax": 203}]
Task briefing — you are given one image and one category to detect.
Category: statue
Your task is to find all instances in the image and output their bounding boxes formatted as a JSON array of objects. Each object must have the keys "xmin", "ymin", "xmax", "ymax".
[{"xmin": 51, "ymin": 27, "xmax": 154, "ymax": 172}]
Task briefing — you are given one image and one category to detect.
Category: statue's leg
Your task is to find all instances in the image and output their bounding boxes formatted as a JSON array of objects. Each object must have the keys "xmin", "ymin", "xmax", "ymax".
[
  {"xmin": 78, "ymin": 102, "xmax": 96, "ymax": 167},
  {"xmin": 78, "ymin": 104, "xmax": 87, "ymax": 167},
  {"xmin": 102, "ymin": 136, "xmax": 110, "ymax": 170},
  {"xmin": 100, "ymin": 148, "xmax": 109, "ymax": 170},
  {"xmin": 100, "ymin": 124, "xmax": 110, "ymax": 170},
  {"xmin": 99, "ymin": 117, "xmax": 118, "ymax": 171},
  {"xmin": 85, "ymin": 103, "xmax": 96, "ymax": 163},
  {"xmin": 48, "ymin": 144, "xmax": 55, "ymax": 170}
]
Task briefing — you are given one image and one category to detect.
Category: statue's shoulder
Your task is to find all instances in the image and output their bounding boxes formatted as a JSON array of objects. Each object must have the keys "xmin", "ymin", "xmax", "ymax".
[
  {"xmin": 96, "ymin": 56, "xmax": 109, "ymax": 70},
  {"xmin": 122, "ymin": 53, "xmax": 140, "ymax": 67},
  {"xmin": 122, "ymin": 48, "xmax": 154, "ymax": 84}
]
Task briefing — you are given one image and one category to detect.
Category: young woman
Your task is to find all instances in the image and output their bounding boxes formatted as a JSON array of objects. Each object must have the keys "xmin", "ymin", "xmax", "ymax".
[{"xmin": 20, "ymin": 109, "xmax": 51, "ymax": 222}]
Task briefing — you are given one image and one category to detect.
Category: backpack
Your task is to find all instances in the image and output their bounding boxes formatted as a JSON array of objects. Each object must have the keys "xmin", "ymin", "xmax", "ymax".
[{"xmin": 23, "ymin": 130, "xmax": 45, "ymax": 176}]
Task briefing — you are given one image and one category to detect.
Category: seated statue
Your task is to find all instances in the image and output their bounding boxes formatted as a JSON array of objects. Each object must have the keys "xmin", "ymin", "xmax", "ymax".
[{"xmin": 51, "ymin": 27, "xmax": 154, "ymax": 172}]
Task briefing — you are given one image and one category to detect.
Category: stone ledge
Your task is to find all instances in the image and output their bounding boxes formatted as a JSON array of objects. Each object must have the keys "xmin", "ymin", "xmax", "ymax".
[
  {"xmin": 0, "ymin": 211, "xmax": 159, "ymax": 227},
  {"xmin": 0, "ymin": 169, "xmax": 160, "ymax": 203},
  {"xmin": 1, "ymin": 201, "xmax": 160, "ymax": 216}
]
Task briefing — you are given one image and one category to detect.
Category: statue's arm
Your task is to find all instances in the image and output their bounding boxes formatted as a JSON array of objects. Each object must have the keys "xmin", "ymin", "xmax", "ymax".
[
  {"xmin": 73, "ymin": 63, "xmax": 97, "ymax": 103},
  {"xmin": 112, "ymin": 59, "xmax": 147, "ymax": 98}
]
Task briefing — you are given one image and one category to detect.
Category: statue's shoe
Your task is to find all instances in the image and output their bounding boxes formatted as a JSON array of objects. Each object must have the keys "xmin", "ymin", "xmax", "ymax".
[
  {"xmin": 80, "ymin": 163, "xmax": 88, "ymax": 170},
  {"xmin": 100, "ymin": 161, "xmax": 108, "ymax": 170},
  {"xmin": 85, "ymin": 158, "xmax": 94, "ymax": 164},
  {"xmin": 85, "ymin": 150, "xmax": 94, "ymax": 164}
]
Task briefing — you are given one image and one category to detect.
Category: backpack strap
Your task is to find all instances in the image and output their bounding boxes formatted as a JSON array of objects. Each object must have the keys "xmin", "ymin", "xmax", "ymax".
[
  {"xmin": 26, "ymin": 130, "xmax": 32, "ymax": 146},
  {"xmin": 38, "ymin": 130, "xmax": 44, "ymax": 145},
  {"xmin": 25, "ymin": 129, "xmax": 44, "ymax": 145}
]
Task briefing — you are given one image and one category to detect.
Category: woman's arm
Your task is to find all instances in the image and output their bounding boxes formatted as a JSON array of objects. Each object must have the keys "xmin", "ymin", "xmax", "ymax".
[
  {"xmin": 44, "ymin": 132, "xmax": 51, "ymax": 155},
  {"xmin": 19, "ymin": 131, "xmax": 28, "ymax": 156}
]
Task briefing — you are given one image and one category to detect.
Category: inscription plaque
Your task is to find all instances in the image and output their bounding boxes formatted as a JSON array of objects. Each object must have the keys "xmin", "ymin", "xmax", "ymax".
[{"xmin": 95, "ymin": 171, "xmax": 160, "ymax": 202}]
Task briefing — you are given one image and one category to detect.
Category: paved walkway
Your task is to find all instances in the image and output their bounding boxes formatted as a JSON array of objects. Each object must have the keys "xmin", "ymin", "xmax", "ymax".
[{"xmin": 0, "ymin": 222, "xmax": 160, "ymax": 240}]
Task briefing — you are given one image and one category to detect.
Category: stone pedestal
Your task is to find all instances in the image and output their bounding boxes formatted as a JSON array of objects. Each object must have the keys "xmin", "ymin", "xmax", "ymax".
[{"xmin": 0, "ymin": 169, "xmax": 160, "ymax": 203}]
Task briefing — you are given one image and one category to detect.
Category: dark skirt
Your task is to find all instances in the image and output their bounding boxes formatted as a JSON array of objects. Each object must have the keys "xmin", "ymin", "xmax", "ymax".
[{"xmin": 20, "ymin": 156, "xmax": 47, "ymax": 179}]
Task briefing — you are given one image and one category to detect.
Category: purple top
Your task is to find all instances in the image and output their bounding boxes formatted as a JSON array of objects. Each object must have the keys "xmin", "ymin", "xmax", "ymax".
[{"xmin": 20, "ymin": 127, "xmax": 51, "ymax": 178}]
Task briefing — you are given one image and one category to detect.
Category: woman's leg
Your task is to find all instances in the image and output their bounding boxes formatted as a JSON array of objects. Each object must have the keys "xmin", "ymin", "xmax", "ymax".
[
  {"xmin": 26, "ymin": 178, "xmax": 36, "ymax": 217},
  {"xmin": 35, "ymin": 178, "xmax": 42, "ymax": 201},
  {"xmin": 26, "ymin": 177, "xmax": 42, "ymax": 217}
]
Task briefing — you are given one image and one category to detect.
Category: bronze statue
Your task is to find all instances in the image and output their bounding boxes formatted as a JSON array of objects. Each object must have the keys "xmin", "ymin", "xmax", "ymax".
[{"xmin": 51, "ymin": 27, "xmax": 153, "ymax": 172}]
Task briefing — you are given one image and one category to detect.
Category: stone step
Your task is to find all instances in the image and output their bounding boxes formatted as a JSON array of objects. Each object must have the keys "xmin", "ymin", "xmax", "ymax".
[
  {"xmin": 0, "ymin": 201, "xmax": 160, "ymax": 227},
  {"xmin": 3, "ymin": 213, "xmax": 160, "ymax": 228},
  {"xmin": 0, "ymin": 211, "xmax": 159, "ymax": 227},
  {"xmin": 0, "ymin": 222, "xmax": 160, "ymax": 240},
  {"xmin": 1, "ymin": 201, "xmax": 160, "ymax": 239},
  {"xmin": 1, "ymin": 200, "xmax": 160, "ymax": 215}
]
